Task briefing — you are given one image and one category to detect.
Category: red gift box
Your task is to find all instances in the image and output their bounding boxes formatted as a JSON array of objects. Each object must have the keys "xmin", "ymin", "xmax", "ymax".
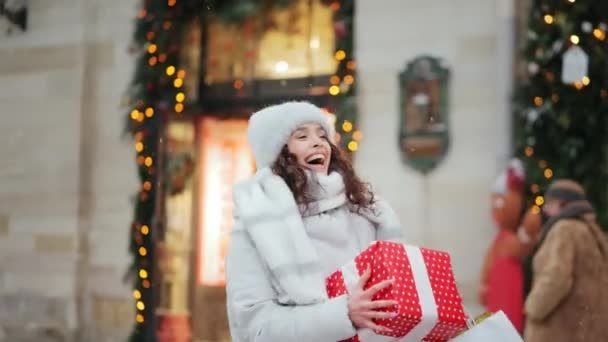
[{"xmin": 326, "ymin": 241, "xmax": 467, "ymax": 342}]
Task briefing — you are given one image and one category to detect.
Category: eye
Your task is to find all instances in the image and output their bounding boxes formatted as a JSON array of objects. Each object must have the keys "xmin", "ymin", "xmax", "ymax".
[{"xmin": 297, "ymin": 135, "xmax": 307, "ymax": 140}]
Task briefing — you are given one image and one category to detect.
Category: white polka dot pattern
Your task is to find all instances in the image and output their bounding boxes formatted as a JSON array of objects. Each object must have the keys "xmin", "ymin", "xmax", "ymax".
[{"xmin": 325, "ymin": 241, "xmax": 467, "ymax": 342}]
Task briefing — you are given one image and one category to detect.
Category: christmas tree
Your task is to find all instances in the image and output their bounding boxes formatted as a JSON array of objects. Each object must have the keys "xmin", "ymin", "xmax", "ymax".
[{"xmin": 513, "ymin": 0, "xmax": 608, "ymax": 228}]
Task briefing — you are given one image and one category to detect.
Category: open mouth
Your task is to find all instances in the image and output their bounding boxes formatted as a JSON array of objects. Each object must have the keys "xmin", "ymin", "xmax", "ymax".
[{"xmin": 305, "ymin": 153, "xmax": 327, "ymax": 167}]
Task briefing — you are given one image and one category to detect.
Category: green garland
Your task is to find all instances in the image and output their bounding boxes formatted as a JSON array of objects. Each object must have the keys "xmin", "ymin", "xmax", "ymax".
[
  {"xmin": 124, "ymin": 1, "xmax": 355, "ymax": 340},
  {"xmin": 513, "ymin": 0, "xmax": 608, "ymax": 228}
]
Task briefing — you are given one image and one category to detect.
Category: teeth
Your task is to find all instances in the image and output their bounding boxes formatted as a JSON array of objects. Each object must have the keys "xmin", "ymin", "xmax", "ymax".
[{"xmin": 306, "ymin": 154, "xmax": 325, "ymax": 163}]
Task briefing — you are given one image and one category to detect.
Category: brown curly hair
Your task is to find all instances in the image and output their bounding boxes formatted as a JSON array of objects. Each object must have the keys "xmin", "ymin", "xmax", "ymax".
[{"xmin": 271, "ymin": 141, "xmax": 375, "ymax": 212}]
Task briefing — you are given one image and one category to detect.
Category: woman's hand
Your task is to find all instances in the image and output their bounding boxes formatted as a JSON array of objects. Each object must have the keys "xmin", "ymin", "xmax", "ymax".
[{"xmin": 347, "ymin": 267, "xmax": 398, "ymax": 332}]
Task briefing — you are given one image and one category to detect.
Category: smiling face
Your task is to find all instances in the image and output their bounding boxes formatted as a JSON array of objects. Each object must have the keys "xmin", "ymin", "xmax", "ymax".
[{"xmin": 286, "ymin": 122, "xmax": 331, "ymax": 175}]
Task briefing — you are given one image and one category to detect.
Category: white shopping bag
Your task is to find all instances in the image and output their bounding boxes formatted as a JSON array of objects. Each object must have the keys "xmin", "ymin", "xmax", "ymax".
[{"xmin": 450, "ymin": 311, "xmax": 523, "ymax": 342}]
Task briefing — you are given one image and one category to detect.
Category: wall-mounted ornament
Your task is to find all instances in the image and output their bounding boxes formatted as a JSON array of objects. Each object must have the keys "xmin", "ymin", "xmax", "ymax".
[
  {"xmin": 398, "ymin": 55, "xmax": 450, "ymax": 174},
  {"xmin": 0, "ymin": 0, "xmax": 27, "ymax": 36}
]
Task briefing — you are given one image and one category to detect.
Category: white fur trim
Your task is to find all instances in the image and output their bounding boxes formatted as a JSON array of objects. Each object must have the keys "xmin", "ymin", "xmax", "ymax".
[{"xmin": 247, "ymin": 101, "xmax": 334, "ymax": 169}]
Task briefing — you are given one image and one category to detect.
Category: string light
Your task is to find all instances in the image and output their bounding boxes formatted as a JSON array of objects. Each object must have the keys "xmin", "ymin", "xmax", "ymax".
[
  {"xmin": 329, "ymin": 85, "xmax": 340, "ymax": 96},
  {"xmin": 330, "ymin": 2, "xmax": 340, "ymax": 11},
  {"xmin": 139, "ymin": 247, "xmax": 147, "ymax": 256},
  {"xmin": 149, "ymin": 56, "xmax": 158, "ymax": 66},
  {"xmin": 344, "ymin": 75, "xmax": 355, "ymax": 85},
  {"xmin": 538, "ymin": 160, "xmax": 547, "ymax": 168},
  {"xmin": 163, "ymin": 21, "xmax": 172, "ymax": 30},
  {"xmin": 143, "ymin": 181, "xmax": 152, "ymax": 190},
  {"xmin": 593, "ymin": 29, "xmax": 606, "ymax": 41},
  {"xmin": 139, "ymin": 269, "xmax": 148, "ymax": 279},
  {"xmin": 335, "ymin": 50, "xmax": 346, "ymax": 61},
  {"xmin": 570, "ymin": 35, "xmax": 580, "ymax": 44},
  {"xmin": 145, "ymin": 107, "xmax": 154, "ymax": 118},
  {"xmin": 582, "ymin": 76, "xmax": 590, "ymax": 85},
  {"xmin": 353, "ymin": 130, "xmax": 363, "ymax": 141},
  {"xmin": 525, "ymin": 146, "xmax": 534, "ymax": 157},
  {"xmin": 133, "ymin": 290, "xmax": 142, "ymax": 299},
  {"xmin": 574, "ymin": 81, "xmax": 584, "ymax": 90},
  {"xmin": 136, "ymin": 301, "xmax": 145, "ymax": 311},
  {"xmin": 146, "ymin": 32, "xmax": 155, "ymax": 41},
  {"xmin": 342, "ymin": 120, "xmax": 353, "ymax": 132},
  {"xmin": 535, "ymin": 196, "xmax": 545, "ymax": 206},
  {"xmin": 168, "ymin": 0, "xmax": 177, "ymax": 6},
  {"xmin": 531, "ymin": 184, "xmax": 540, "ymax": 193},
  {"xmin": 166, "ymin": 66, "xmax": 176, "ymax": 76},
  {"xmin": 567, "ymin": 0, "xmax": 575, "ymax": 3},
  {"xmin": 347, "ymin": 141, "xmax": 358, "ymax": 151},
  {"xmin": 136, "ymin": 314, "xmax": 145, "ymax": 323},
  {"xmin": 543, "ymin": 15, "xmax": 554, "ymax": 24},
  {"xmin": 158, "ymin": 53, "xmax": 167, "ymax": 63},
  {"xmin": 534, "ymin": 97, "xmax": 543, "ymax": 106},
  {"xmin": 174, "ymin": 78, "xmax": 184, "ymax": 88},
  {"xmin": 346, "ymin": 61, "xmax": 356, "ymax": 70},
  {"xmin": 330, "ymin": 75, "xmax": 340, "ymax": 85},
  {"xmin": 177, "ymin": 69, "xmax": 186, "ymax": 78},
  {"xmin": 175, "ymin": 92, "xmax": 185, "ymax": 102},
  {"xmin": 130, "ymin": 110, "xmax": 140, "ymax": 120},
  {"xmin": 532, "ymin": 205, "xmax": 541, "ymax": 214},
  {"xmin": 544, "ymin": 168, "xmax": 553, "ymax": 179},
  {"xmin": 175, "ymin": 103, "xmax": 184, "ymax": 113},
  {"xmin": 135, "ymin": 142, "xmax": 144, "ymax": 152},
  {"xmin": 142, "ymin": 280, "xmax": 151, "ymax": 288},
  {"xmin": 147, "ymin": 44, "xmax": 157, "ymax": 54},
  {"xmin": 144, "ymin": 157, "xmax": 153, "ymax": 167},
  {"xmin": 141, "ymin": 225, "xmax": 149, "ymax": 235},
  {"xmin": 233, "ymin": 79, "xmax": 244, "ymax": 90}
]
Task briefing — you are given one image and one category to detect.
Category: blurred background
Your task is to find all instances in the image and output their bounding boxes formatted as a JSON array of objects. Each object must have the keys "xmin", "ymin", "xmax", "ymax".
[{"xmin": 1, "ymin": 0, "xmax": 607, "ymax": 341}]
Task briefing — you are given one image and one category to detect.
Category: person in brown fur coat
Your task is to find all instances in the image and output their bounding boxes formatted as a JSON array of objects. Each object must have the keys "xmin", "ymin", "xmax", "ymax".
[{"xmin": 524, "ymin": 179, "xmax": 608, "ymax": 342}]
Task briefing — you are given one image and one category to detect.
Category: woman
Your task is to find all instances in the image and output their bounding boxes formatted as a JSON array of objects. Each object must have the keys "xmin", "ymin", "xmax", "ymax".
[
  {"xmin": 225, "ymin": 101, "xmax": 403, "ymax": 341},
  {"xmin": 524, "ymin": 179, "xmax": 608, "ymax": 341}
]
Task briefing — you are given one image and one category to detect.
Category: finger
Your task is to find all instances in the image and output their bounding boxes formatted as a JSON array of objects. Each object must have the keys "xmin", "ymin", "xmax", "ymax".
[
  {"xmin": 364, "ymin": 310, "xmax": 399, "ymax": 320},
  {"xmin": 364, "ymin": 278, "xmax": 394, "ymax": 297},
  {"xmin": 364, "ymin": 300, "xmax": 399, "ymax": 310},
  {"xmin": 357, "ymin": 266, "xmax": 372, "ymax": 289},
  {"xmin": 362, "ymin": 320, "xmax": 393, "ymax": 333}
]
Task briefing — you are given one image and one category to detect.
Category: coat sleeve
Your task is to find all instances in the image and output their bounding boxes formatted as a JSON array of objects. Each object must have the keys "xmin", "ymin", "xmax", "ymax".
[
  {"xmin": 225, "ymin": 221, "xmax": 357, "ymax": 342},
  {"xmin": 524, "ymin": 221, "xmax": 575, "ymax": 321}
]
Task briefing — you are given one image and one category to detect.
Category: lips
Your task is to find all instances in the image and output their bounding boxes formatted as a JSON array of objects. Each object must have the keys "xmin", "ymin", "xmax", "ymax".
[{"xmin": 305, "ymin": 153, "xmax": 326, "ymax": 165}]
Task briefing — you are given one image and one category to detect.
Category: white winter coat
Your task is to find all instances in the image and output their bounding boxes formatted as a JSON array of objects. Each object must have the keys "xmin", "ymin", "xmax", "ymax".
[{"xmin": 225, "ymin": 169, "xmax": 402, "ymax": 342}]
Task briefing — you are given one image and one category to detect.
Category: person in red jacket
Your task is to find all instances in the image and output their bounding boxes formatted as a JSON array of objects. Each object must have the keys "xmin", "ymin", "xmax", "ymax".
[{"xmin": 479, "ymin": 159, "xmax": 526, "ymax": 333}]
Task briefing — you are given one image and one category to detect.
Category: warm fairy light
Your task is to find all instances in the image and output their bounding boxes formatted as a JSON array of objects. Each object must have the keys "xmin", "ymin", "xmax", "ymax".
[
  {"xmin": 136, "ymin": 314, "xmax": 144, "ymax": 323},
  {"xmin": 166, "ymin": 66, "xmax": 176, "ymax": 76},
  {"xmin": 353, "ymin": 130, "xmax": 363, "ymax": 141},
  {"xmin": 593, "ymin": 29, "xmax": 606, "ymax": 41},
  {"xmin": 535, "ymin": 196, "xmax": 545, "ymax": 206},
  {"xmin": 133, "ymin": 290, "xmax": 141, "ymax": 299},
  {"xmin": 532, "ymin": 205, "xmax": 541, "ymax": 214},
  {"xmin": 347, "ymin": 141, "xmax": 358, "ymax": 151},
  {"xmin": 139, "ymin": 247, "xmax": 147, "ymax": 256},
  {"xmin": 141, "ymin": 225, "xmax": 149, "ymax": 235},
  {"xmin": 543, "ymin": 15, "xmax": 554, "ymax": 24},
  {"xmin": 130, "ymin": 110, "xmax": 139, "ymax": 120},
  {"xmin": 144, "ymin": 157, "xmax": 153, "ymax": 167},
  {"xmin": 344, "ymin": 75, "xmax": 355, "ymax": 85},
  {"xmin": 329, "ymin": 85, "xmax": 340, "ymax": 96},
  {"xmin": 342, "ymin": 120, "xmax": 353, "ymax": 132},
  {"xmin": 335, "ymin": 50, "xmax": 346, "ymax": 61},
  {"xmin": 135, "ymin": 142, "xmax": 144, "ymax": 152},
  {"xmin": 175, "ymin": 103, "xmax": 184, "ymax": 113},
  {"xmin": 145, "ymin": 107, "xmax": 154, "ymax": 117},
  {"xmin": 534, "ymin": 97, "xmax": 543, "ymax": 106},
  {"xmin": 330, "ymin": 75, "xmax": 340, "ymax": 85},
  {"xmin": 175, "ymin": 92, "xmax": 185, "ymax": 103},
  {"xmin": 582, "ymin": 76, "xmax": 590, "ymax": 85},
  {"xmin": 177, "ymin": 69, "xmax": 186, "ymax": 78},
  {"xmin": 174, "ymin": 78, "xmax": 184, "ymax": 88},
  {"xmin": 531, "ymin": 184, "xmax": 540, "ymax": 193},
  {"xmin": 136, "ymin": 301, "xmax": 145, "ymax": 310},
  {"xmin": 147, "ymin": 44, "xmax": 157, "ymax": 54},
  {"xmin": 139, "ymin": 269, "xmax": 148, "ymax": 279},
  {"xmin": 525, "ymin": 146, "xmax": 534, "ymax": 157}
]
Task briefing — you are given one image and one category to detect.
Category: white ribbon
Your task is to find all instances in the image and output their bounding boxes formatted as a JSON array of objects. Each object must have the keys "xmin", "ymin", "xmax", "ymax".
[{"xmin": 340, "ymin": 245, "xmax": 439, "ymax": 342}]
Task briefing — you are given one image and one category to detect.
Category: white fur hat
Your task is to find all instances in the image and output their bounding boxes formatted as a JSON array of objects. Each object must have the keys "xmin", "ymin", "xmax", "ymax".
[{"xmin": 247, "ymin": 101, "xmax": 333, "ymax": 169}]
